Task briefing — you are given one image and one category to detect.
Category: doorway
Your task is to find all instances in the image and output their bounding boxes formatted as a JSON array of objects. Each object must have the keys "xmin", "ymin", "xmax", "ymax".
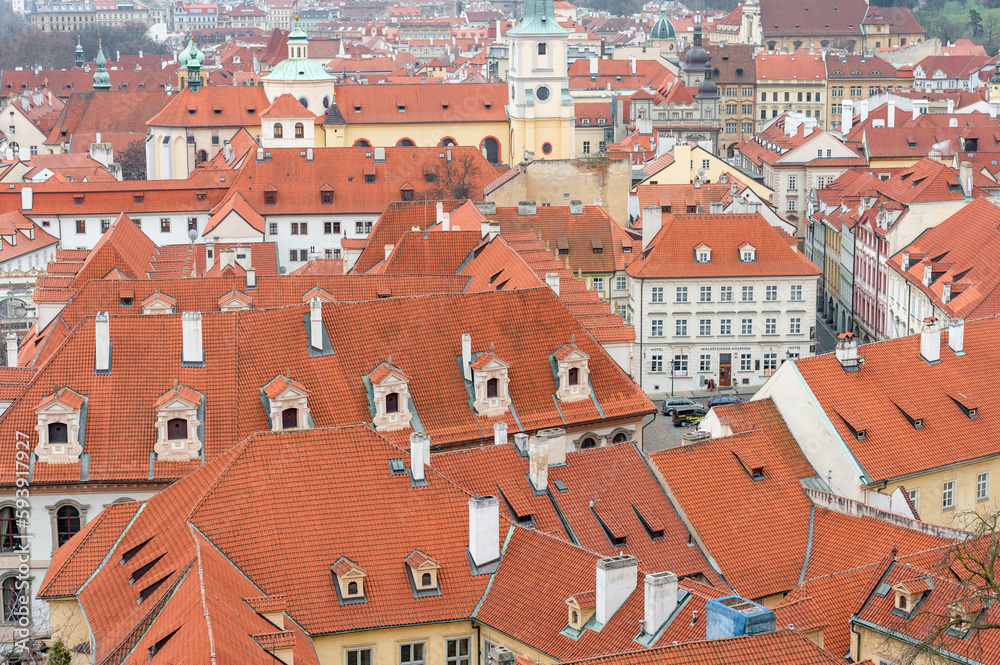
[{"xmin": 719, "ymin": 353, "xmax": 732, "ymax": 387}]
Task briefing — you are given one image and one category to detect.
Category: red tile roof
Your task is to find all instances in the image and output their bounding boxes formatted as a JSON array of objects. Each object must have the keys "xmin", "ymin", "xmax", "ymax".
[
  {"xmin": 755, "ymin": 53, "xmax": 826, "ymax": 81},
  {"xmin": 760, "ymin": 0, "xmax": 868, "ymax": 36},
  {"xmin": 147, "ymin": 86, "xmax": 272, "ymax": 127},
  {"xmin": 324, "ymin": 83, "xmax": 508, "ymax": 124},
  {"xmin": 259, "ymin": 93, "xmax": 317, "ymax": 119}
]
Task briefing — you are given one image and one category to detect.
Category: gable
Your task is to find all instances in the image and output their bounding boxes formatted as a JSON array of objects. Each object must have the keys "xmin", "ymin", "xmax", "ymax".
[{"xmin": 210, "ymin": 209, "xmax": 265, "ymax": 240}]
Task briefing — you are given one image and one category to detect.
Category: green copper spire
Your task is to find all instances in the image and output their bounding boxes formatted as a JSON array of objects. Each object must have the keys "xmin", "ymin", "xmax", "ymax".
[
  {"xmin": 179, "ymin": 34, "xmax": 205, "ymax": 92},
  {"xmin": 508, "ymin": 0, "xmax": 565, "ymax": 35},
  {"xmin": 93, "ymin": 39, "xmax": 111, "ymax": 90},
  {"xmin": 75, "ymin": 36, "xmax": 84, "ymax": 69}
]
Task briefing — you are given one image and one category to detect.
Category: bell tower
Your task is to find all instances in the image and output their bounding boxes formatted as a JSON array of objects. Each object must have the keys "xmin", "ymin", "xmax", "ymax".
[{"xmin": 506, "ymin": 0, "xmax": 574, "ymax": 163}]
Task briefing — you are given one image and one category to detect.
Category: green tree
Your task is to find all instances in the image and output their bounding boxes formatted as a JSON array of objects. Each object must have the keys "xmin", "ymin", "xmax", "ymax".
[
  {"xmin": 49, "ymin": 641, "xmax": 73, "ymax": 665},
  {"xmin": 971, "ymin": 8, "xmax": 984, "ymax": 36}
]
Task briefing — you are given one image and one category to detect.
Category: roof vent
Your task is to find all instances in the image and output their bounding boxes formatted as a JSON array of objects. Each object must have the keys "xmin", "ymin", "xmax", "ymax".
[{"xmin": 835, "ymin": 332, "xmax": 859, "ymax": 372}]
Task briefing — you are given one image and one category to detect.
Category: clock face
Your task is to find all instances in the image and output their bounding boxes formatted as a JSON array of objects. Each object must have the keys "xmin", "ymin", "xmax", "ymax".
[{"xmin": 536, "ymin": 85, "xmax": 551, "ymax": 102}]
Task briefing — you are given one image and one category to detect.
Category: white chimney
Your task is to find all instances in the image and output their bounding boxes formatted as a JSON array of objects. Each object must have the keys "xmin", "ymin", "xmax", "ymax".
[
  {"xmin": 528, "ymin": 436, "xmax": 549, "ymax": 491},
  {"xmin": 835, "ymin": 333, "xmax": 860, "ymax": 371},
  {"xmin": 5, "ymin": 333, "xmax": 17, "ymax": 368},
  {"xmin": 948, "ymin": 317, "xmax": 965, "ymax": 354},
  {"xmin": 859, "ymin": 100, "xmax": 869, "ymax": 122},
  {"xmin": 991, "ymin": 101, "xmax": 999, "ymax": 120},
  {"xmin": 468, "ymin": 496, "xmax": 500, "ymax": 567},
  {"xmin": 841, "ymin": 99, "xmax": 854, "ymax": 133},
  {"xmin": 206, "ymin": 237, "xmax": 215, "ymax": 272},
  {"xmin": 642, "ymin": 206, "xmax": 662, "ymax": 250},
  {"xmin": 310, "ymin": 297, "xmax": 323, "ymax": 351},
  {"xmin": 948, "ymin": 98, "xmax": 955, "ymax": 114},
  {"xmin": 569, "ymin": 200, "xmax": 583, "ymax": 215},
  {"xmin": 887, "ymin": 99, "xmax": 895, "ymax": 127},
  {"xmin": 410, "ymin": 432, "xmax": 430, "ymax": 481},
  {"xmin": 949, "ymin": 118, "xmax": 959, "ymax": 128},
  {"xmin": 630, "ymin": 57, "xmax": 636, "ymax": 75},
  {"xmin": 923, "ymin": 260, "xmax": 933, "ymax": 286},
  {"xmin": 901, "ymin": 252, "xmax": 910, "ymax": 272},
  {"xmin": 589, "ymin": 57, "xmax": 598, "ymax": 75},
  {"xmin": 960, "ymin": 161, "xmax": 973, "ymax": 197},
  {"xmin": 942, "ymin": 279, "xmax": 952, "ymax": 303},
  {"xmin": 384, "ymin": 244, "xmax": 394, "ymax": 261},
  {"xmin": 546, "ymin": 272, "xmax": 560, "ymax": 296},
  {"xmin": 182, "ymin": 312, "xmax": 203, "ymax": 364},
  {"xmin": 920, "ymin": 317, "xmax": 941, "ymax": 364},
  {"xmin": 461, "ymin": 333, "xmax": 472, "ymax": 381},
  {"xmin": 595, "ymin": 555, "xmax": 638, "ymax": 625},
  {"xmin": 513, "ymin": 433, "xmax": 528, "ymax": 455},
  {"xmin": 20, "ymin": 187, "xmax": 32, "ymax": 211},
  {"xmin": 246, "ymin": 267, "xmax": 256, "ymax": 289},
  {"xmin": 643, "ymin": 572, "xmax": 678, "ymax": 635},
  {"xmin": 95, "ymin": 311, "xmax": 110, "ymax": 372},
  {"xmin": 493, "ymin": 421, "xmax": 507, "ymax": 446}
]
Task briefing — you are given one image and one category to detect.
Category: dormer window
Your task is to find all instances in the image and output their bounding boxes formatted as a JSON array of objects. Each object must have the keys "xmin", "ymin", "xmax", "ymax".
[
  {"xmin": 553, "ymin": 338, "xmax": 592, "ymax": 403},
  {"xmin": 152, "ymin": 382, "xmax": 203, "ymax": 462},
  {"xmin": 739, "ymin": 243, "xmax": 756, "ymax": 262},
  {"xmin": 218, "ymin": 289, "xmax": 251, "ymax": 312},
  {"xmin": 470, "ymin": 344, "xmax": 511, "ymax": 417},
  {"xmin": 405, "ymin": 550, "xmax": 441, "ymax": 597},
  {"xmin": 892, "ymin": 578, "xmax": 930, "ymax": 618},
  {"xmin": 694, "ymin": 243, "xmax": 711, "ymax": 263},
  {"xmin": 331, "ymin": 556, "xmax": 367, "ymax": 605},
  {"xmin": 35, "ymin": 386, "xmax": 86, "ymax": 464},
  {"xmin": 368, "ymin": 360, "xmax": 413, "ymax": 432},
  {"xmin": 263, "ymin": 374, "xmax": 311, "ymax": 431},
  {"xmin": 565, "ymin": 593, "xmax": 596, "ymax": 632}
]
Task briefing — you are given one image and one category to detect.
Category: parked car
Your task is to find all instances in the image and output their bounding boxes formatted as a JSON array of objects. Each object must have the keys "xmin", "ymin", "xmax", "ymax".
[
  {"xmin": 707, "ymin": 394, "xmax": 745, "ymax": 409},
  {"xmin": 661, "ymin": 397, "xmax": 699, "ymax": 416},
  {"xmin": 671, "ymin": 405, "xmax": 708, "ymax": 427}
]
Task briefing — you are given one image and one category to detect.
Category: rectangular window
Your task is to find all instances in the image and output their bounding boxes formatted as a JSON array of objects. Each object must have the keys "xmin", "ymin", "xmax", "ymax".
[
  {"xmin": 356, "ymin": 222, "xmax": 364, "ymax": 234},
  {"xmin": 76, "ymin": 219, "xmax": 86, "ymax": 234},
  {"xmin": 699, "ymin": 354, "xmax": 711, "ymax": 372},
  {"xmin": 765, "ymin": 285, "xmax": 778, "ymax": 301},
  {"xmin": 651, "ymin": 319, "xmax": 664, "ymax": 337},
  {"xmin": 765, "ymin": 318, "xmax": 776, "ymax": 335},
  {"xmin": 650, "ymin": 354, "xmax": 663, "ymax": 373},
  {"xmin": 789, "ymin": 317, "xmax": 802, "ymax": 334},
  {"xmin": 269, "ymin": 223, "xmax": 278, "ymax": 235},
  {"xmin": 788, "ymin": 199, "xmax": 796, "ymax": 212},
  {"xmin": 365, "ymin": 221, "xmax": 373, "ymax": 233},
  {"xmin": 699, "ymin": 318, "xmax": 711, "ymax": 336},
  {"xmin": 651, "ymin": 286, "xmax": 664, "ymax": 303},
  {"xmin": 672, "ymin": 354, "xmax": 688, "ymax": 375},
  {"xmin": 788, "ymin": 176, "xmax": 797, "ymax": 190},
  {"xmin": 763, "ymin": 352, "xmax": 778, "ymax": 374},
  {"xmin": 582, "ymin": 141, "xmax": 590, "ymax": 154},
  {"xmin": 188, "ymin": 218, "xmax": 197, "ymax": 231},
  {"xmin": 675, "ymin": 319, "xmax": 688, "ymax": 336},
  {"xmin": 347, "ymin": 648, "xmax": 373, "ymax": 665},
  {"xmin": 447, "ymin": 639, "xmax": 471, "ymax": 665},
  {"xmin": 700, "ymin": 286, "xmax": 712, "ymax": 302},
  {"xmin": 615, "ymin": 276, "xmax": 627, "ymax": 290},
  {"xmin": 160, "ymin": 218, "xmax": 170, "ymax": 233},
  {"xmin": 289, "ymin": 249, "xmax": 302, "ymax": 262},
  {"xmin": 325, "ymin": 249, "xmax": 333, "ymax": 259},
  {"xmin": 592, "ymin": 277, "xmax": 604, "ymax": 292},
  {"xmin": 719, "ymin": 318, "xmax": 732, "ymax": 335},
  {"xmin": 741, "ymin": 285, "xmax": 754, "ymax": 302},
  {"xmin": 675, "ymin": 286, "xmax": 688, "ymax": 303},
  {"xmin": 942, "ymin": 480, "xmax": 955, "ymax": 509},
  {"xmin": 720, "ymin": 286, "xmax": 733, "ymax": 302},
  {"xmin": 790, "ymin": 284, "xmax": 803, "ymax": 301},
  {"xmin": 334, "ymin": 248, "xmax": 342, "ymax": 259},
  {"xmin": 264, "ymin": 191, "xmax": 276, "ymax": 205},
  {"xmin": 740, "ymin": 353, "xmax": 752, "ymax": 371},
  {"xmin": 741, "ymin": 318, "xmax": 753, "ymax": 335},
  {"xmin": 399, "ymin": 644, "xmax": 425, "ymax": 665},
  {"xmin": 321, "ymin": 190, "xmax": 333, "ymax": 204},
  {"xmin": 101, "ymin": 219, "xmax": 111, "ymax": 233},
  {"xmin": 978, "ymin": 473, "xmax": 990, "ymax": 501}
]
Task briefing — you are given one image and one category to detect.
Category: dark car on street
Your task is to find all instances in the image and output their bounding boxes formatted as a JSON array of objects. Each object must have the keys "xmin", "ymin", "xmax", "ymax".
[
  {"xmin": 707, "ymin": 394, "xmax": 745, "ymax": 409},
  {"xmin": 661, "ymin": 397, "xmax": 699, "ymax": 417}
]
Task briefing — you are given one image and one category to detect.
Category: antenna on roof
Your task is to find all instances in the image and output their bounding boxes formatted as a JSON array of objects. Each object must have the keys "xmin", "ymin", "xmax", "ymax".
[
  {"xmin": 571, "ymin": 333, "xmax": 576, "ymax": 344},
  {"xmin": 387, "ymin": 354, "xmax": 393, "ymax": 365}
]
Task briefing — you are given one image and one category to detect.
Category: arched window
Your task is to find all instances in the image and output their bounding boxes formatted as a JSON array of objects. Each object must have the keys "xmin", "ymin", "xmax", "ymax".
[
  {"xmin": 386, "ymin": 392, "xmax": 399, "ymax": 414},
  {"xmin": 167, "ymin": 418, "xmax": 188, "ymax": 440},
  {"xmin": 486, "ymin": 378, "xmax": 498, "ymax": 398},
  {"xmin": 571, "ymin": 610, "xmax": 579, "ymax": 624},
  {"xmin": 568, "ymin": 368, "xmax": 579, "ymax": 386},
  {"xmin": 273, "ymin": 123, "xmax": 283, "ymax": 139},
  {"xmin": 612, "ymin": 432, "xmax": 628, "ymax": 444},
  {"xmin": 197, "ymin": 149, "xmax": 208, "ymax": 163},
  {"xmin": 2, "ymin": 576, "xmax": 24, "ymax": 624},
  {"xmin": 0, "ymin": 507, "xmax": 20, "ymax": 553},
  {"xmin": 480, "ymin": 137, "xmax": 500, "ymax": 165},
  {"xmin": 438, "ymin": 137, "xmax": 457, "ymax": 147},
  {"xmin": 48, "ymin": 422, "xmax": 68, "ymax": 444},
  {"xmin": 56, "ymin": 505, "xmax": 81, "ymax": 547},
  {"xmin": 354, "ymin": 139, "xmax": 371, "ymax": 147},
  {"xmin": 899, "ymin": 595, "xmax": 908, "ymax": 609},
  {"xmin": 581, "ymin": 437, "xmax": 597, "ymax": 449},
  {"xmin": 294, "ymin": 122, "xmax": 304, "ymax": 139},
  {"xmin": 396, "ymin": 138, "xmax": 415, "ymax": 147},
  {"xmin": 348, "ymin": 581, "xmax": 358, "ymax": 595},
  {"xmin": 282, "ymin": 408, "xmax": 298, "ymax": 429},
  {"xmin": 538, "ymin": 43, "xmax": 547, "ymax": 55},
  {"xmin": 421, "ymin": 572, "xmax": 432, "ymax": 586},
  {"xmin": 298, "ymin": 97, "xmax": 309, "ymax": 109}
]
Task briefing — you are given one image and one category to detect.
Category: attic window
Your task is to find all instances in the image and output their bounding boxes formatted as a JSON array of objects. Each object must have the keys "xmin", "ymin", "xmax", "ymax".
[
  {"xmin": 119, "ymin": 538, "xmax": 151, "ymax": 566},
  {"xmin": 398, "ymin": 104, "xmax": 406, "ymax": 112},
  {"xmin": 838, "ymin": 409, "xmax": 867, "ymax": 441},
  {"xmin": 557, "ymin": 236, "xmax": 569, "ymax": 255},
  {"xmin": 120, "ymin": 296, "xmax": 133, "ymax": 307},
  {"xmin": 246, "ymin": 108, "xmax": 255, "ymax": 115},
  {"xmin": 213, "ymin": 108, "xmax": 221, "ymax": 115},
  {"xmin": 148, "ymin": 628, "xmax": 180, "ymax": 657},
  {"xmin": 354, "ymin": 105, "xmax": 362, "ymax": 113},
  {"xmin": 632, "ymin": 505, "xmax": 665, "ymax": 540},
  {"xmin": 442, "ymin": 102, "xmax": 449, "ymax": 109},
  {"xmin": 321, "ymin": 190, "xmax": 333, "ymax": 204},
  {"xmin": 484, "ymin": 102, "xmax": 492, "ymax": 109},
  {"xmin": 74, "ymin": 195, "xmax": 84, "ymax": 205},
  {"xmin": 137, "ymin": 575, "xmax": 171, "ymax": 605},
  {"xmin": 949, "ymin": 392, "xmax": 978, "ymax": 419},
  {"xmin": 388, "ymin": 458, "xmax": 406, "ymax": 475},
  {"xmin": 265, "ymin": 191, "xmax": 276, "ymax": 205},
  {"xmin": 188, "ymin": 108, "xmax": 196, "ymax": 115},
  {"xmin": 894, "ymin": 399, "xmax": 924, "ymax": 429},
  {"xmin": 153, "ymin": 383, "xmax": 203, "ymax": 461},
  {"xmin": 740, "ymin": 244, "xmax": 756, "ymax": 262},
  {"xmin": 593, "ymin": 505, "xmax": 627, "ymax": 546},
  {"xmin": 129, "ymin": 553, "xmax": 166, "ymax": 585}
]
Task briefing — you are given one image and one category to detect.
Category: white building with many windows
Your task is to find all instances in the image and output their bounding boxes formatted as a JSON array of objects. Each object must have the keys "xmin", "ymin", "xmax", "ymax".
[{"xmin": 625, "ymin": 208, "xmax": 821, "ymax": 395}]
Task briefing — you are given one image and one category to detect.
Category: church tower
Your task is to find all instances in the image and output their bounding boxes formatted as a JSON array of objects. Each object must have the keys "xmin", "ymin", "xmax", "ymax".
[
  {"xmin": 92, "ymin": 39, "xmax": 111, "ymax": 91},
  {"xmin": 739, "ymin": 0, "xmax": 763, "ymax": 47},
  {"xmin": 75, "ymin": 36, "xmax": 84, "ymax": 69},
  {"xmin": 506, "ymin": 0, "xmax": 574, "ymax": 163},
  {"xmin": 178, "ymin": 35, "xmax": 205, "ymax": 92}
]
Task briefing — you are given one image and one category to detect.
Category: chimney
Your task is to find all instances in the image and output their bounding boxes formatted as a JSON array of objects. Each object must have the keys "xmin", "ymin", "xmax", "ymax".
[
  {"xmin": 461, "ymin": 333, "xmax": 472, "ymax": 381},
  {"xmin": 941, "ymin": 278, "xmax": 952, "ymax": 303},
  {"xmin": 468, "ymin": 496, "xmax": 500, "ymax": 568},
  {"xmin": 493, "ymin": 421, "xmax": 507, "ymax": 446},
  {"xmin": 589, "ymin": 57, "xmax": 598, "ymax": 75},
  {"xmin": 20, "ymin": 186, "xmax": 32, "ymax": 211},
  {"xmin": 901, "ymin": 252, "xmax": 910, "ymax": 272},
  {"xmin": 644, "ymin": 572, "xmax": 679, "ymax": 635},
  {"xmin": 384, "ymin": 244, "xmax": 394, "ymax": 261},
  {"xmin": 960, "ymin": 161, "xmax": 973, "ymax": 197},
  {"xmin": 859, "ymin": 100, "xmax": 869, "ymax": 122},
  {"xmin": 569, "ymin": 200, "xmax": 583, "ymax": 215},
  {"xmin": 920, "ymin": 317, "xmax": 941, "ymax": 364},
  {"xmin": 887, "ymin": 99, "xmax": 895, "ymax": 127},
  {"xmin": 95, "ymin": 311, "xmax": 110, "ymax": 372},
  {"xmin": 310, "ymin": 297, "xmax": 323, "ymax": 351},
  {"xmin": 535, "ymin": 427, "xmax": 566, "ymax": 466},
  {"xmin": 630, "ymin": 57, "xmax": 636, "ymax": 75},
  {"xmin": 410, "ymin": 432, "xmax": 430, "ymax": 482},
  {"xmin": 246, "ymin": 267, "xmax": 256, "ymax": 289},
  {"xmin": 595, "ymin": 555, "xmax": 638, "ymax": 625},
  {"xmin": 642, "ymin": 206, "xmax": 662, "ymax": 250},
  {"xmin": 488, "ymin": 221, "xmax": 500, "ymax": 240},
  {"xmin": 182, "ymin": 312, "xmax": 203, "ymax": 364},
  {"xmin": 948, "ymin": 317, "xmax": 965, "ymax": 354},
  {"xmin": 546, "ymin": 272, "xmax": 560, "ymax": 296},
  {"xmin": 835, "ymin": 332, "xmax": 859, "ymax": 372},
  {"xmin": 992, "ymin": 101, "xmax": 999, "ymax": 120},
  {"xmin": 949, "ymin": 118, "xmax": 959, "ymax": 128},
  {"xmin": 4, "ymin": 333, "xmax": 16, "ymax": 368},
  {"xmin": 518, "ymin": 201, "xmax": 537, "ymax": 216},
  {"xmin": 513, "ymin": 432, "xmax": 528, "ymax": 455},
  {"xmin": 528, "ymin": 436, "xmax": 549, "ymax": 491},
  {"xmin": 206, "ymin": 237, "xmax": 215, "ymax": 272},
  {"xmin": 709, "ymin": 202, "xmax": 724, "ymax": 214},
  {"xmin": 922, "ymin": 259, "xmax": 933, "ymax": 286},
  {"xmin": 489, "ymin": 646, "xmax": 515, "ymax": 665},
  {"xmin": 948, "ymin": 98, "xmax": 955, "ymax": 114}
]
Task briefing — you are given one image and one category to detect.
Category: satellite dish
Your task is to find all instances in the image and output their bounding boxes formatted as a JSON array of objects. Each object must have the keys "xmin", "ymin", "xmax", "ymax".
[
  {"xmin": 697, "ymin": 167, "xmax": 706, "ymax": 177},
  {"xmin": 187, "ymin": 228, "xmax": 198, "ymax": 242},
  {"xmin": 279, "ymin": 266, "xmax": 287, "ymax": 274}
]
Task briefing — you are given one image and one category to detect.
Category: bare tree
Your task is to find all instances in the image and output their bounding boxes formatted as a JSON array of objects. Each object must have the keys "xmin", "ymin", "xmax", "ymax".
[
  {"xmin": 115, "ymin": 139, "xmax": 147, "ymax": 181},
  {"xmin": 427, "ymin": 152, "xmax": 484, "ymax": 201}
]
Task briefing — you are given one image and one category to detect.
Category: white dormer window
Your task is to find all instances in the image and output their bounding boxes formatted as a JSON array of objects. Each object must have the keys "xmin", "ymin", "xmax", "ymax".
[
  {"xmin": 740, "ymin": 242, "xmax": 756, "ymax": 262},
  {"xmin": 218, "ymin": 289, "xmax": 251, "ymax": 312},
  {"xmin": 470, "ymin": 344, "xmax": 511, "ymax": 417},
  {"xmin": 34, "ymin": 386, "xmax": 85, "ymax": 464},
  {"xmin": 141, "ymin": 290, "xmax": 175, "ymax": 315},
  {"xmin": 263, "ymin": 374, "xmax": 311, "ymax": 430},
  {"xmin": 152, "ymin": 382, "xmax": 203, "ymax": 462},
  {"xmin": 368, "ymin": 359, "xmax": 413, "ymax": 432},
  {"xmin": 405, "ymin": 550, "xmax": 441, "ymax": 596},
  {"xmin": 694, "ymin": 243, "xmax": 711, "ymax": 263},
  {"xmin": 331, "ymin": 556, "xmax": 367, "ymax": 605},
  {"xmin": 553, "ymin": 338, "xmax": 592, "ymax": 403}
]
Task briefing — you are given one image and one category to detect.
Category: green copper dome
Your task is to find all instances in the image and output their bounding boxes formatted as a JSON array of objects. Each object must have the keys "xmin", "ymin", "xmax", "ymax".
[
  {"xmin": 264, "ymin": 17, "xmax": 333, "ymax": 82},
  {"xmin": 179, "ymin": 36, "xmax": 205, "ymax": 69},
  {"xmin": 75, "ymin": 36, "xmax": 84, "ymax": 55},
  {"xmin": 93, "ymin": 39, "xmax": 111, "ymax": 90},
  {"xmin": 508, "ymin": 0, "xmax": 567, "ymax": 35},
  {"xmin": 651, "ymin": 11, "xmax": 676, "ymax": 40}
]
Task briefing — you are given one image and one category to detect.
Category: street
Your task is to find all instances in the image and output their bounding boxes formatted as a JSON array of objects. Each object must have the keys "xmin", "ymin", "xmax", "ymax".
[{"xmin": 815, "ymin": 315, "xmax": 838, "ymax": 354}]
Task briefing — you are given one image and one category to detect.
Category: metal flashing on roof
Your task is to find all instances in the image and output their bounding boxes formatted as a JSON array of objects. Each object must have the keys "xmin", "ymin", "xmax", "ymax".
[
  {"xmin": 388, "ymin": 458, "xmax": 406, "ymax": 475},
  {"xmin": 553, "ymin": 479, "xmax": 568, "ymax": 493}
]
